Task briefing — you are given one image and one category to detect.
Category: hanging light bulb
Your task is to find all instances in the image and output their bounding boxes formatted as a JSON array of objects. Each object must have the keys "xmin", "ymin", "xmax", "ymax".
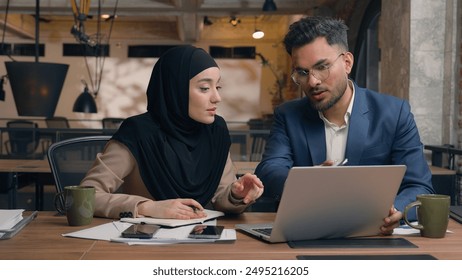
[
  {"xmin": 229, "ymin": 16, "xmax": 241, "ymax": 27},
  {"xmin": 252, "ymin": 29, "xmax": 265, "ymax": 39},
  {"xmin": 203, "ymin": 16, "xmax": 213, "ymax": 26},
  {"xmin": 252, "ymin": 16, "xmax": 264, "ymax": 39}
]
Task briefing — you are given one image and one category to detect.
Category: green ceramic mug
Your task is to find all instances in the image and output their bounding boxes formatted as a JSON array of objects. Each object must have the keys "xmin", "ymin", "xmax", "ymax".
[
  {"xmin": 55, "ymin": 186, "xmax": 95, "ymax": 226},
  {"xmin": 403, "ymin": 194, "xmax": 450, "ymax": 238}
]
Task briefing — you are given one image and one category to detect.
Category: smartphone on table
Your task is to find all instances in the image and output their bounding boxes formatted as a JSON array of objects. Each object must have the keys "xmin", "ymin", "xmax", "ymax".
[
  {"xmin": 188, "ymin": 225, "xmax": 224, "ymax": 239},
  {"xmin": 121, "ymin": 224, "xmax": 160, "ymax": 239}
]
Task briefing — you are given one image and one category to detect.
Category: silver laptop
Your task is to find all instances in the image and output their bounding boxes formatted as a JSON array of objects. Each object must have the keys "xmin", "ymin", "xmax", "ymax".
[{"xmin": 236, "ymin": 165, "xmax": 406, "ymax": 243}]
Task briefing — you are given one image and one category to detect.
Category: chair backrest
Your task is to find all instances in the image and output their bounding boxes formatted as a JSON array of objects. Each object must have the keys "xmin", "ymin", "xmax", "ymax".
[
  {"xmin": 247, "ymin": 118, "xmax": 272, "ymax": 162},
  {"xmin": 6, "ymin": 120, "xmax": 41, "ymax": 157},
  {"xmin": 102, "ymin": 118, "xmax": 124, "ymax": 129},
  {"xmin": 46, "ymin": 116, "xmax": 70, "ymax": 128},
  {"xmin": 249, "ymin": 134, "xmax": 268, "ymax": 161},
  {"xmin": 47, "ymin": 135, "xmax": 111, "ymax": 208}
]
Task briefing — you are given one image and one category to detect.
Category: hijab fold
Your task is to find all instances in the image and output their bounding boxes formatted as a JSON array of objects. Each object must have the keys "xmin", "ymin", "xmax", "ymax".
[{"xmin": 112, "ymin": 45, "xmax": 230, "ymax": 205}]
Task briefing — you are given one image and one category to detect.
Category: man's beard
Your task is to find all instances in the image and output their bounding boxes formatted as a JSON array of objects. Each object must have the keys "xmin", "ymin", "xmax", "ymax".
[{"xmin": 306, "ymin": 79, "xmax": 348, "ymax": 112}]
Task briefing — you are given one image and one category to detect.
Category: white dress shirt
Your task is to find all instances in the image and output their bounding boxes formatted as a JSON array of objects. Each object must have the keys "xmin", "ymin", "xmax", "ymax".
[{"xmin": 318, "ymin": 81, "xmax": 355, "ymax": 164}]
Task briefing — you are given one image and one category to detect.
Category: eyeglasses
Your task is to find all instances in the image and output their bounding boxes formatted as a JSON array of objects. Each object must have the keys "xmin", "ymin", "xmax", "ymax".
[{"xmin": 291, "ymin": 53, "xmax": 345, "ymax": 85}]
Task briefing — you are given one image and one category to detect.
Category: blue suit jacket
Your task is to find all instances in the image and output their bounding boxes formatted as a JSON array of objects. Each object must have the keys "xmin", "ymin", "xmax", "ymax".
[{"xmin": 255, "ymin": 82, "xmax": 434, "ymax": 220}]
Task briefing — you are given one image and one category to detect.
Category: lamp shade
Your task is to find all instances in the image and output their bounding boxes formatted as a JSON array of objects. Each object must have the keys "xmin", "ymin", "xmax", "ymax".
[
  {"xmin": 262, "ymin": 0, "xmax": 277, "ymax": 11},
  {"xmin": 73, "ymin": 87, "xmax": 97, "ymax": 113},
  {"xmin": 5, "ymin": 61, "xmax": 69, "ymax": 117}
]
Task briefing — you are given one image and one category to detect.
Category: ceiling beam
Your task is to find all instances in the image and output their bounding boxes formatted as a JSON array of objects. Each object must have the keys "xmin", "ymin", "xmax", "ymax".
[
  {"xmin": 0, "ymin": 14, "xmax": 34, "ymax": 39},
  {"xmin": 177, "ymin": 0, "xmax": 201, "ymax": 43}
]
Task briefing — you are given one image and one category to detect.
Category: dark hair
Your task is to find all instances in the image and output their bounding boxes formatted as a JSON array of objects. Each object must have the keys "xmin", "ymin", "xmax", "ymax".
[{"xmin": 283, "ymin": 16, "xmax": 349, "ymax": 55}]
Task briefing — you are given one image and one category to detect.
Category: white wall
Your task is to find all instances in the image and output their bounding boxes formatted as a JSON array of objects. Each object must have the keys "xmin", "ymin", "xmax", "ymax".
[{"xmin": 0, "ymin": 42, "xmax": 274, "ymax": 128}]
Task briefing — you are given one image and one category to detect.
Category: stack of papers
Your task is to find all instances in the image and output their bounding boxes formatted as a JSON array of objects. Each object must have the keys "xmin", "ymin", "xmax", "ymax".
[
  {"xmin": 1, "ymin": 209, "xmax": 37, "ymax": 240},
  {"xmin": 0, "ymin": 209, "xmax": 24, "ymax": 231}
]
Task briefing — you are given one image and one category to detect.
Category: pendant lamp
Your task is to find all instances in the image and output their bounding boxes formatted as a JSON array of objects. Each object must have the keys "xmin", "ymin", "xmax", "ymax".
[
  {"xmin": 252, "ymin": 16, "xmax": 264, "ymax": 39},
  {"xmin": 73, "ymin": 85, "xmax": 97, "ymax": 113},
  {"xmin": 71, "ymin": 0, "xmax": 118, "ymax": 113},
  {"xmin": 4, "ymin": 0, "xmax": 68, "ymax": 117},
  {"xmin": 262, "ymin": 0, "xmax": 278, "ymax": 11},
  {"xmin": 5, "ymin": 62, "xmax": 68, "ymax": 117}
]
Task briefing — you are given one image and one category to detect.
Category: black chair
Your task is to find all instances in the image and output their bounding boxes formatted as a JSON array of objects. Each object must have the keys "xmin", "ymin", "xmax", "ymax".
[
  {"xmin": 42, "ymin": 116, "xmax": 71, "ymax": 148},
  {"xmin": 102, "ymin": 118, "xmax": 124, "ymax": 130},
  {"xmin": 249, "ymin": 134, "xmax": 268, "ymax": 162},
  {"xmin": 247, "ymin": 118, "xmax": 272, "ymax": 161},
  {"xmin": 47, "ymin": 135, "xmax": 111, "ymax": 209},
  {"xmin": 4, "ymin": 120, "xmax": 45, "ymax": 159},
  {"xmin": 2, "ymin": 121, "xmax": 50, "ymax": 209},
  {"xmin": 45, "ymin": 116, "xmax": 70, "ymax": 129}
]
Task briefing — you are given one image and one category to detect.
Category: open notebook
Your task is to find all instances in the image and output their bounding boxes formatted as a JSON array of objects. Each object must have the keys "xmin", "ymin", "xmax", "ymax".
[
  {"xmin": 236, "ymin": 165, "xmax": 406, "ymax": 243},
  {"xmin": 120, "ymin": 209, "xmax": 224, "ymax": 227}
]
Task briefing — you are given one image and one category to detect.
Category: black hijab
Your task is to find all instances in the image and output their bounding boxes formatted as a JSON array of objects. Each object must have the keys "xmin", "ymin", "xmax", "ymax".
[{"xmin": 112, "ymin": 45, "xmax": 231, "ymax": 205}]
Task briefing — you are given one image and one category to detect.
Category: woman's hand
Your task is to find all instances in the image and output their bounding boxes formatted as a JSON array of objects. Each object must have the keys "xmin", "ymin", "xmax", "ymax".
[
  {"xmin": 137, "ymin": 198, "xmax": 207, "ymax": 219},
  {"xmin": 231, "ymin": 173, "xmax": 264, "ymax": 204}
]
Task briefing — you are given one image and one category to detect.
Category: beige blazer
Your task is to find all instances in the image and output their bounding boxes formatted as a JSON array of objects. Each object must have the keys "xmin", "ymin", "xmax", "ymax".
[{"xmin": 80, "ymin": 140, "xmax": 249, "ymax": 218}]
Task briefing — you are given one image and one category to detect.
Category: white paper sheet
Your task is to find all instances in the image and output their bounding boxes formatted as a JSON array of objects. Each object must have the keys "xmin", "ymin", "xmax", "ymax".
[
  {"xmin": 62, "ymin": 219, "xmax": 236, "ymax": 245},
  {"xmin": 393, "ymin": 222, "xmax": 453, "ymax": 235},
  {"xmin": 0, "ymin": 209, "xmax": 24, "ymax": 230},
  {"xmin": 62, "ymin": 221, "xmax": 127, "ymax": 241}
]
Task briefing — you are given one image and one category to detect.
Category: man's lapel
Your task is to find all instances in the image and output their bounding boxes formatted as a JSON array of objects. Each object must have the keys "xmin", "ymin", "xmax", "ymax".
[{"xmin": 345, "ymin": 86, "xmax": 369, "ymax": 164}]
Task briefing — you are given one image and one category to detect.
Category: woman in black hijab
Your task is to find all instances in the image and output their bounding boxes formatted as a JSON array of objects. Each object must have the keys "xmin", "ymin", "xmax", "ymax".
[{"xmin": 81, "ymin": 45, "xmax": 264, "ymax": 219}]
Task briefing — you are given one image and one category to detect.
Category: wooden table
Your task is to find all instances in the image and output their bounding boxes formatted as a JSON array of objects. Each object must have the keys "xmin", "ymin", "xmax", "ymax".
[
  {"xmin": 1, "ymin": 211, "xmax": 462, "ymax": 260},
  {"xmin": 1, "ymin": 160, "xmax": 458, "ymax": 210},
  {"xmin": 0, "ymin": 159, "xmax": 51, "ymax": 209},
  {"xmin": 0, "ymin": 159, "xmax": 51, "ymax": 173}
]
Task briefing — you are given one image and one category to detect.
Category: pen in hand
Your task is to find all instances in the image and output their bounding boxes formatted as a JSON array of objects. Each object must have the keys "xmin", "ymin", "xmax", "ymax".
[
  {"xmin": 190, "ymin": 206, "xmax": 208, "ymax": 219},
  {"xmin": 189, "ymin": 205, "xmax": 206, "ymax": 215},
  {"xmin": 335, "ymin": 158, "xmax": 348, "ymax": 166}
]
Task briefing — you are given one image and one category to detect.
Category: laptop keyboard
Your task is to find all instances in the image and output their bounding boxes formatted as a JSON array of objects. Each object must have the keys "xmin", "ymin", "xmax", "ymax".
[{"xmin": 255, "ymin": 228, "xmax": 272, "ymax": 236}]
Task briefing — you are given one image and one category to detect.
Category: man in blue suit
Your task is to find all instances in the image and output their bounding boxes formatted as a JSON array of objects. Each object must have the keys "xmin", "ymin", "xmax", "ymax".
[{"xmin": 255, "ymin": 16, "xmax": 433, "ymax": 235}]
